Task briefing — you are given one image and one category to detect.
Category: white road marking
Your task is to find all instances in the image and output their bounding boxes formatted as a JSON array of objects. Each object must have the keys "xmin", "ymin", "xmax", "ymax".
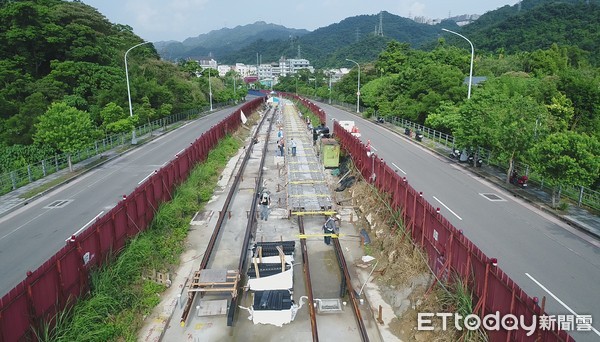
[
  {"xmin": 370, "ymin": 146, "xmax": 378, "ymax": 152},
  {"xmin": 0, "ymin": 211, "xmax": 48, "ymax": 241},
  {"xmin": 66, "ymin": 211, "xmax": 105, "ymax": 241},
  {"xmin": 526, "ymin": 273, "xmax": 600, "ymax": 336},
  {"xmin": 175, "ymin": 148, "xmax": 185, "ymax": 156},
  {"xmin": 432, "ymin": 196, "xmax": 463, "ymax": 220},
  {"xmin": 391, "ymin": 162, "xmax": 407, "ymax": 175},
  {"xmin": 138, "ymin": 171, "xmax": 156, "ymax": 185}
]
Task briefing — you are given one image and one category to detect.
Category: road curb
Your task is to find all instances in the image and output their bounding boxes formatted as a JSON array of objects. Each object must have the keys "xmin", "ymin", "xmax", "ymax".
[
  {"xmin": 0, "ymin": 150, "xmax": 129, "ymax": 220},
  {"xmin": 0, "ymin": 131, "xmax": 165, "ymax": 220}
]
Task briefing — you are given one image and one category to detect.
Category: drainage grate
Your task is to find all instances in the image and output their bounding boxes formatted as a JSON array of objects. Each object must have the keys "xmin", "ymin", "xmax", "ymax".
[
  {"xmin": 480, "ymin": 193, "xmax": 505, "ymax": 202},
  {"xmin": 44, "ymin": 200, "xmax": 73, "ymax": 209},
  {"xmin": 317, "ymin": 299, "xmax": 343, "ymax": 313}
]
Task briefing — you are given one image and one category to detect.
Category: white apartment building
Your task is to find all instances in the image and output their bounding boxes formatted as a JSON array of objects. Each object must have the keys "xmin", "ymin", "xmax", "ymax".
[
  {"xmin": 256, "ymin": 58, "xmax": 314, "ymax": 79},
  {"xmin": 217, "ymin": 65, "xmax": 232, "ymax": 77},
  {"xmin": 233, "ymin": 63, "xmax": 257, "ymax": 77},
  {"xmin": 196, "ymin": 57, "xmax": 217, "ymax": 70},
  {"xmin": 279, "ymin": 58, "xmax": 314, "ymax": 75}
]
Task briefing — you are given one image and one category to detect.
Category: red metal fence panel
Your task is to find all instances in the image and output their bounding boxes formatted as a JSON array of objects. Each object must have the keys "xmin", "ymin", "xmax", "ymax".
[
  {"xmin": 0, "ymin": 97, "xmax": 265, "ymax": 342},
  {"xmin": 286, "ymin": 94, "xmax": 572, "ymax": 341}
]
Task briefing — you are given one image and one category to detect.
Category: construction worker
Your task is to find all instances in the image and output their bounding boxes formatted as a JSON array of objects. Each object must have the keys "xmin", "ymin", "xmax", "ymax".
[
  {"xmin": 290, "ymin": 138, "xmax": 297, "ymax": 157},
  {"xmin": 259, "ymin": 188, "xmax": 271, "ymax": 221},
  {"xmin": 322, "ymin": 214, "xmax": 341, "ymax": 245}
]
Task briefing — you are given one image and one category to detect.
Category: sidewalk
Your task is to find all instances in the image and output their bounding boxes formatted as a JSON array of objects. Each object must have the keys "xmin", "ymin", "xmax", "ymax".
[
  {"xmin": 0, "ymin": 128, "xmax": 166, "ymax": 219},
  {"xmin": 382, "ymin": 121, "xmax": 600, "ymax": 240}
]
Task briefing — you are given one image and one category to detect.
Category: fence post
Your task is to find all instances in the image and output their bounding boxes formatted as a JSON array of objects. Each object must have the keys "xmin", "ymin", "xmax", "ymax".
[
  {"xmin": 42, "ymin": 159, "xmax": 47, "ymax": 177},
  {"xmin": 578, "ymin": 186, "xmax": 584, "ymax": 207},
  {"xmin": 55, "ymin": 155, "xmax": 59, "ymax": 172},
  {"xmin": 27, "ymin": 165, "xmax": 32, "ymax": 183},
  {"xmin": 10, "ymin": 171, "xmax": 17, "ymax": 190}
]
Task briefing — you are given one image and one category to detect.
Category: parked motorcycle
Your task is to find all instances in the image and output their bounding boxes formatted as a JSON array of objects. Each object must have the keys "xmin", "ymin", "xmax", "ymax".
[
  {"xmin": 449, "ymin": 149, "xmax": 461, "ymax": 159},
  {"xmin": 415, "ymin": 130, "xmax": 423, "ymax": 142},
  {"xmin": 404, "ymin": 127, "xmax": 411, "ymax": 136},
  {"xmin": 510, "ymin": 171, "xmax": 528, "ymax": 188}
]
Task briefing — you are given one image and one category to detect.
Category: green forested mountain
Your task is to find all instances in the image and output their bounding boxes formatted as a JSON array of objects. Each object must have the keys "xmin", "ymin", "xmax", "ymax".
[
  {"xmin": 219, "ymin": 12, "xmax": 457, "ymax": 67},
  {"xmin": 459, "ymin": 0, "xmax": 600, "ymax": 64},
  {"xmin": 0, "ymin": 0, "xmax": 234, "ymax": 173},
  {"xmin": 155, "ymin": 21, "xmax": 309, "ymax": 61}
]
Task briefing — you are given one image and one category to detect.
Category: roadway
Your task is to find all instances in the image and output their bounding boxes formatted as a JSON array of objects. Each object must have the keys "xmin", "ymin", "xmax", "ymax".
[
  {"xmin": 0, "ymin": 104, "xmax": 244, "ymax": 295},
  {"xmin": 320, "ymin": 101, "xmax": 600, "ymax": 342}
]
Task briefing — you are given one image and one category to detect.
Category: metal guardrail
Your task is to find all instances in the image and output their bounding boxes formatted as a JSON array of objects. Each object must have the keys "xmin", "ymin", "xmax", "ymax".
[{"xmin": 0, "ymin": 102, "xmax": 233, "ymax": 195}]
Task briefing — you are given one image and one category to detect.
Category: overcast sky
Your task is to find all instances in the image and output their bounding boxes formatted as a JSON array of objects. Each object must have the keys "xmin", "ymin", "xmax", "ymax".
[{"xmin": 81, "ymin": 0, "xmax": 519, "ymax": 42}]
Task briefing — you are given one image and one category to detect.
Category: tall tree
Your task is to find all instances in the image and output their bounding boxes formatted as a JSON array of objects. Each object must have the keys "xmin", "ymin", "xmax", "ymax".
[
  {"xmin": 33, "ymin": 101, "xmax": 96, "ymax": 171},
  {"xmin": 530, "ymin": 132, "xmax": 600, "ymax": 206}
]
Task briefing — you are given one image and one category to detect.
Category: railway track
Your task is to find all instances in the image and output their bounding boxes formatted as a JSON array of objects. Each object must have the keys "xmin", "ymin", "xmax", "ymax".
[
  {"xmin": 171, "ymin": 98, "xmax": 374, "ymax": 342},
  {"xmin": 180, "ymin": 103, "xmax": 275, "ymax": 325}
]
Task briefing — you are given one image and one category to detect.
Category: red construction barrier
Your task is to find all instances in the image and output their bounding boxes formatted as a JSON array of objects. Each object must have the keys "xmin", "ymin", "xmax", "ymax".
[
  {"xmin": 0, "ymin": 97, "xmax": 265, "ymax": 342},
  {"xmin": 292, "ymin": 95, "xmax": 573, "ymax": 341}
]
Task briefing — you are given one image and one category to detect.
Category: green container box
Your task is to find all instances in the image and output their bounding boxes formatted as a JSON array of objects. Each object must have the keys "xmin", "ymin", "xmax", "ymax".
[{"xmin": 320, "ymin": 138, "xmax": 340, "ymax": 168}]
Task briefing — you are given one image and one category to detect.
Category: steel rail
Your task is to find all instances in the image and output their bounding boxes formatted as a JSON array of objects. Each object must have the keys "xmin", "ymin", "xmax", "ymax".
[
  {"xmin": 180, "ymin": 102, "xmax": 271, "ymax": 326},
  {"xmin": 332, "ymin": 237, "xmax": 369, "ymax": 341},
  {"xmin": 298, "ymin": 216, "xmax": 319, "ymax": 341},
  {"xmin": 228, "ymin": 103, "xmax": 278, "ymax": 326}
]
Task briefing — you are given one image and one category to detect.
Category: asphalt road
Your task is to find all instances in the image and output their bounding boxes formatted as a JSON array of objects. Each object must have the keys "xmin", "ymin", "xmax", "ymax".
[
  {"xmin": 320, "ymin": 102, "xmax": 600, "ymax": 342},
  {"xmin": 0, "ymin": 105, "xmax": 243, "ymax": 295}
]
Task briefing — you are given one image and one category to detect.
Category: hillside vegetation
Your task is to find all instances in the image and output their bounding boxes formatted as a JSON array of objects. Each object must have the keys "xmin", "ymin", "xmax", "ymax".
[{"xmin": 0, "ymin": 0, "xmax": 243, "ymax": 174}]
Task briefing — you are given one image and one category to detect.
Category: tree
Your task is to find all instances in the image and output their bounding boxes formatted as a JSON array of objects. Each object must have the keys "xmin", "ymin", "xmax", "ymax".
[
  {"xmin": 375, "ymin": 41, "xmax": 410, "ymax": 75},
  {"xmin": 557, "ymin": 67, "xmax": 600, "ymax": 136},
  {"xmin": 33, "ymin": 101, "xmax": 96, "ymax": 171},
  {"xmin": 134, "ymin": 96, "xmax": 156, "ymax": 125},
  {"xmin": 530, "ymin": 132, "xmax": 600, "ymax": 207},
  {"xmin": 100, "ymin": 102, "xmax": 134, "ymax": 134},
  {"xmin": 424, "ymin": 101, "xmax": 461, "ymax": 134}
]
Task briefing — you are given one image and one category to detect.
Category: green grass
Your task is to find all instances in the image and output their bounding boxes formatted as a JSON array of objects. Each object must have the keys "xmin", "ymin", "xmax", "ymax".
[
  {"xmin": 439, "ymin": 277, "xmax": 486, "ymax": 342},
  {"xmin": 35, "ymin": 135, "xmax": 242, "ymax": 341}
]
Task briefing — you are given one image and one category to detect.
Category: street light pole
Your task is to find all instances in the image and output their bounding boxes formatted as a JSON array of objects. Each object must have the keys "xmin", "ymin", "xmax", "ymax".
[
  {"xmin": 442, "ymin": 28, "xmax": 474, "ymax": 99},
  {"xmin": 233, "ymin": 72, "xmax": 236, "ymax": 103},
  {"xmin": 208, "ymin": 67, "xmax": 213, "ymax": 111},
  {"xmin": 345, "ymin": 59, "xmax": 360, "ymax": 113},
  {"xmin": 328, "ymin": 72, "xmax": 332, "ymax": 105},
  {"xmin": 125, "ymin": 41, "xmax": 152, "ymax": 144}
]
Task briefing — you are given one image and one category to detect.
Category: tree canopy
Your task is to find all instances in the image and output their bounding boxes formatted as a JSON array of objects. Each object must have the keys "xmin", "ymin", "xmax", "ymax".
[{"xmin": 0, "ymin": 0, "xmax": 247, "ymax": 172}]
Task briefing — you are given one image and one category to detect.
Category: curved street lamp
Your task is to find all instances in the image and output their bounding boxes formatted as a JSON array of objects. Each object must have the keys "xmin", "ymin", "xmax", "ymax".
[
  {"xmin": 345, "ymin": 58, "xmax": 360, "ymax": 113},
  {"xmin": 442, "ymin": 28, "xmax": 474, "ymax": 99},
  {"xmin": 208, "ymin": 67, "xmax": 213, "ymax": 111},
  {"xmin": 125, "ymin": 41, "xmax": 153, "ymax": 144}
]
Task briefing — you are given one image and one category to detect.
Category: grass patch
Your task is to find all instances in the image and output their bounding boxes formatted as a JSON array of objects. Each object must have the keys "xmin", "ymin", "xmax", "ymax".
[
  {"xmin": 19, "ymin": 175, "xmax": 74, "ymax": 199},
  {"xmin": 294, "ymin": 101, "xmax": 321, "ymax": 127},
  {"xmin": 35, "ymin": 133, "xmax": 244, "ymax": 341}
]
